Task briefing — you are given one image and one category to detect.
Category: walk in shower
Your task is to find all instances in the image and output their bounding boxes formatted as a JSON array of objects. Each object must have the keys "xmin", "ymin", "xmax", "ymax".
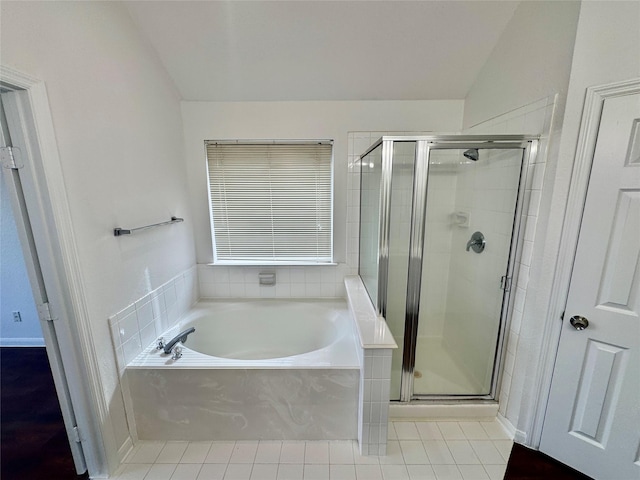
[{"xmin": 358, "ymin": 135, "xmax": 538, "ymax": 402}]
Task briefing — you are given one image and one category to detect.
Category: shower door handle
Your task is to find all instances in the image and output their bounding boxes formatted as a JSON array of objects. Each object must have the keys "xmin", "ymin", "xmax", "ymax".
[{"xmin": 466, "ymin": 231, "xmax": 486, "ymax": 253}]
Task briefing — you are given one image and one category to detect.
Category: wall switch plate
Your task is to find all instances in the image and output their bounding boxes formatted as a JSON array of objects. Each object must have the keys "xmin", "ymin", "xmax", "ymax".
[{"xmin": 12, "ymin": 311, "xmax": 22, "ymax": 322}]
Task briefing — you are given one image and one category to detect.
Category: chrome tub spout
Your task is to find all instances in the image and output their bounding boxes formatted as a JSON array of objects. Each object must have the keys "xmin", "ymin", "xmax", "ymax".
[{"xmin": 163, "ymin": 327, "xmax": 196, "ymax": 355}]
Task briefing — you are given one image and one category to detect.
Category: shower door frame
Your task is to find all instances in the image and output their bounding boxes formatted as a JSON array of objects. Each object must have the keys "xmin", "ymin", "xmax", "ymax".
[{"xmin": 359, "ymin": 135, "xmax": 539, "ymax": 403}]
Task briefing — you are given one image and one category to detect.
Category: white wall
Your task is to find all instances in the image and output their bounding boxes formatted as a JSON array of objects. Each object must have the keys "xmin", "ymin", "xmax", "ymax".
[
  {"xmin": 463, "ymin": 1, "xmax": 580, "ymax": 129},
  {"xmin": 0, "ymin": 177, "xmax": 43, "ymax": 346},
  {"xmin": 0, "ymin": 2, "xmax": 196, "ymax": 474},
  {"xmin": 182, "ymin": 100, "xmax": 464, "ymax": 293},
  {"xmin": 513, "ymin": 0, "xmax": 640, "ymax": 443}
]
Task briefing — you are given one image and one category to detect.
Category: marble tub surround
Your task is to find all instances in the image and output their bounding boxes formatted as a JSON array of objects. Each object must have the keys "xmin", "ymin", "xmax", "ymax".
[
  {"xmin": 127, "ymin": 368, "xmax": 359, "ymax": 441},
  {"xmin": 344, "ymin": 276, "xmax": 397, "ymax": 456},
  {"xmin": 124, "ymin": 298, "xmax": 360, "ymax": 443},
  {"xmin": 108, "ymin": 266, "xmax": 198, "ymax": 374}
]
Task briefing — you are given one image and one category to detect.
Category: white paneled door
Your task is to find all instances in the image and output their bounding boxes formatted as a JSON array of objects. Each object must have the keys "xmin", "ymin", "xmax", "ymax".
[{"xmin": 540, "ymin": 87, "xmax": 640, "ymax": 479}]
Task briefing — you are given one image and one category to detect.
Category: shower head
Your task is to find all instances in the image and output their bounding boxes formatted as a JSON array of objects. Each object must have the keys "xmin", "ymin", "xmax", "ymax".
[{"xmin": 463, "ymin": 149, "xmax": 479, "ymax": 162}]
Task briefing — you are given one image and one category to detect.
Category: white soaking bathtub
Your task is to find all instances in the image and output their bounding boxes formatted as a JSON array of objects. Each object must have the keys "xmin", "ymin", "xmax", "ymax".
[{"xmin": 125, "ymin": 299, "xmax": 360, "ymax": 441}]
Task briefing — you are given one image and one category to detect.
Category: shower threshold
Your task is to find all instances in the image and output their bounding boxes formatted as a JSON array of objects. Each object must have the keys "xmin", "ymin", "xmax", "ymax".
[{"xmin": 389, "ymin": 400, "xmax": 499, "ymax": 421}]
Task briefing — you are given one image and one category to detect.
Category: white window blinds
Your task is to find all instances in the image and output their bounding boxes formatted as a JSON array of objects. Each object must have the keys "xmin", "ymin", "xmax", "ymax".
[{"xmin": 206, "ymin": 141, "xmax": 333, "ymax": 263}]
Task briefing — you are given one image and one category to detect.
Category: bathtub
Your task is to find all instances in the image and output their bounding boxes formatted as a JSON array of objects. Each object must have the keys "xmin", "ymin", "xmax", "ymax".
[{"xmin": 125, "ymin": 299, "xmax": 360, "ymax": 441}]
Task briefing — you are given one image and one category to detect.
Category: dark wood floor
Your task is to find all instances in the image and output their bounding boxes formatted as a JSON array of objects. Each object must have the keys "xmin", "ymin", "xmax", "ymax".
[
  {"xmin": 505, "ymin": 443, "xmax": 593, "ymax": 480},
  {"xmin": 1, "ymin": 347, "xmax": 593, "ymax": 480},
  {"xmin": 1, "ymin": 347, "xmax": 89, "ymax": 480}
]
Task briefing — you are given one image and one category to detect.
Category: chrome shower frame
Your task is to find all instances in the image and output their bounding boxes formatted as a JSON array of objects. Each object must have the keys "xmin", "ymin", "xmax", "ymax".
[{"xmin": 358, "ymin": 135, "xmax": 539, "ymax": 403}]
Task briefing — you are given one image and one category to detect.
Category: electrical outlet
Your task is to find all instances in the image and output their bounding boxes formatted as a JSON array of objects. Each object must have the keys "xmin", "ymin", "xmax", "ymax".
[{"xmin": 13, "ymin": 311, "xmax": 22, "ymax": 322}]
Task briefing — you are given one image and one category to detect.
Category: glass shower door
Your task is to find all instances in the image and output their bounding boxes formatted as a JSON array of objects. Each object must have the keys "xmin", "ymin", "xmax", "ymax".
[{"xmin": 412, "ymin": 147, "xmax": 525, "ymax": 396}]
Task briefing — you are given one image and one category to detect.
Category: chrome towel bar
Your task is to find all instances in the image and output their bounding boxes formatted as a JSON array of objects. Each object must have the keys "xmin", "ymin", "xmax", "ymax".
[{"xmin": 113, "ymin": 216, "xmax": 183, "ymax": 237}]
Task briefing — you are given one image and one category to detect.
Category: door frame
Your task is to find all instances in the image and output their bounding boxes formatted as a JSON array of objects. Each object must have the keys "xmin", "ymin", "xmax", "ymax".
[
  {"xmin": 1, "ymin": 90, "xmax": 94, "ymax": 469},
  {"xmin": 529, "ymin": 77, "xmax": 640, "ymax": 448},
  {"xmin": 0, "ymin": 65, "xmax": 108, "ymax": 477}
]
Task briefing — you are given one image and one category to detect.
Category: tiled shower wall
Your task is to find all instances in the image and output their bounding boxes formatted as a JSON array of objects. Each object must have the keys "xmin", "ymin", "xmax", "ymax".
[
  {"xmin": 441, "ymin": 149, "xmax": 522, "ymax": 393},
  {"xmin": 464, "ymin": 96, "xmax": 556, "ymax": 425},
  {"xmin": 108, "ymin": 266, "xmax": 199, "ymax": 375},
  {"xmin": 418, "ymin": 159, "xmax": 457, "ymax": 342},
  {"xmin": 347, "ymin": 131, "xmax": 435, "ymax": 272}
]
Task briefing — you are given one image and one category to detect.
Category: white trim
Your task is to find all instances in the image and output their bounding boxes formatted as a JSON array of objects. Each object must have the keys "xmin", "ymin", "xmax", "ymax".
[
  {"xmin": 0, "ymin": 338, "xmax": 46, "ymax": 347},
  {"xmin": 529, "ymin": 78, "xmax": 640, "ymax": 448},
  {"xmin": 117, "ymin": 437, "xmax": 134, "ymax": 466},
  {"xmin": 513, "ymin": 429, "xmax": 527, "ymax": 445},
  {"xmin": 0, "ymin": 64, "xmax": 110, "ymax": 476},
  {"xmin": 496, "ymin": 413, "xmax": 517, "ymax": 440},
  {"xmin": 3, "ymin": 88, "xmax": 90, "ymax": 470}
]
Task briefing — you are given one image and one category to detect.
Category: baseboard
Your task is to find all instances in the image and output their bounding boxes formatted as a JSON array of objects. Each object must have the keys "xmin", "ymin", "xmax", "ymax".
[
  {"xmin": 496, "ymin": 413, "xmax": 517, "ymax": 440},
  {"xmin": 513, "ymin": 428, "xmax": 528, "ymax": 444},
  {"xmin": 0, "ymin": 338, "xmax": 45, "ymax": 347},
  {"xmin": 117, "ymin": 436, "xmax": 134, "ymax": 465}
]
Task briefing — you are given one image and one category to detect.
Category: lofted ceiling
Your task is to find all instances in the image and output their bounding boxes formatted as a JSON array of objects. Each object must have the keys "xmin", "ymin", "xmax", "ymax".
[{"xmin": 125, "ymin": 1, "xmax": 519, "ymax": 102}]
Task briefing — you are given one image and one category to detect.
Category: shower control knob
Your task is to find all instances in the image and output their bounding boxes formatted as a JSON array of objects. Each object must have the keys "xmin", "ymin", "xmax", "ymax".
[
  {"xmin": 569, "ymin": 315, "xmax": 589, "ymax": 331},
  {"xmin": 466, "ymin": 231, "xmax": 486, "ymax": 253}
]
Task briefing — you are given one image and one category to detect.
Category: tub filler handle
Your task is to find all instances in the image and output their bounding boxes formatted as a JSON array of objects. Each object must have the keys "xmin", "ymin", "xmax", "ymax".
[
  {"xmin": 163, "ymin": 327, "xmax": 196, "ymax": 356},
  {"xmin": 171, "ymin": 346, "xmax": 183, "ymax": 360}
]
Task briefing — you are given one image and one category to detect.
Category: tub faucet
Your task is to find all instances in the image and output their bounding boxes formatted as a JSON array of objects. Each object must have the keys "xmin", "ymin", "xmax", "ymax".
[{"xmin": 163, "ymin": 327, "xmax": 195, "ymax": 355}]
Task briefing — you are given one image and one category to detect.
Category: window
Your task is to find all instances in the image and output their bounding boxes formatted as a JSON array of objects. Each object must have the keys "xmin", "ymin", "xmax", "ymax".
[{"xmin": 205, "ymin": 141, "xmax": 333, "ymax": 264}]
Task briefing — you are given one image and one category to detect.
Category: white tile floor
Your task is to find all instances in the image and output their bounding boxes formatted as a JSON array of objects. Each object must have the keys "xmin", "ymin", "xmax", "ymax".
[{"xmin": 112, "ymin": 420, "xmax": 513, "ymax": 480}]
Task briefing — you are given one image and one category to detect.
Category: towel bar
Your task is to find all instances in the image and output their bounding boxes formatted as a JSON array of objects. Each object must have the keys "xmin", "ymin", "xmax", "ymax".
[{"xmin": 114, "ymin": 216, "xmax": 183, "ymax": 237}]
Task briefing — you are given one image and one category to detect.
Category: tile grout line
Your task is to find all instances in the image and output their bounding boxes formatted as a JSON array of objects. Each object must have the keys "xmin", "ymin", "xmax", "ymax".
[{"xmin": 115, "ymin": 421, "xmax": 512, "ymax": 480}]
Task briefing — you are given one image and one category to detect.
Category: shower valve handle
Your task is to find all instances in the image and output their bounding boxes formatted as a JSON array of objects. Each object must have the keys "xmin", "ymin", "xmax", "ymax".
[{"xmin": 466, "ymin": 231, "xmax": 486, "ymax": 253}]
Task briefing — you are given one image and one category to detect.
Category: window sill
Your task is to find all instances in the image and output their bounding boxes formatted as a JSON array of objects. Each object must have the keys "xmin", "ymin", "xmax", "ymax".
[{"xmin": 206, "ymin": 262, "xmax": 338, "ymax": 267}]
